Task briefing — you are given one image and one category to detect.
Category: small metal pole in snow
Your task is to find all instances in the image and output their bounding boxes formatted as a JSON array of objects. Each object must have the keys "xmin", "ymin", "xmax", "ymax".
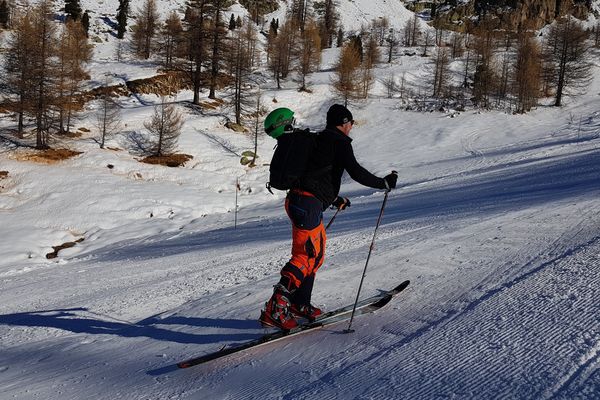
[{"xmin": 235, "ymin": 178, "xmax": 240, "ymax": 229}]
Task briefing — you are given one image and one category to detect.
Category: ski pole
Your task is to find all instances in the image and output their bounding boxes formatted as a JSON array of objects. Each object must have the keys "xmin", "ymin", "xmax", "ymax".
[
  {"xmin": 325, "ymin": 208, "xmax": 341, "ymax": 230},
  {"xmin": 344, "ymin": 189, "xmax": 390, "ymax": 334}
]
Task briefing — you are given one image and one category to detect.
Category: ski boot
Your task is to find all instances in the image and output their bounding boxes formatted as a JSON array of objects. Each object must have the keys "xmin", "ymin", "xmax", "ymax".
[
  {"xmin": 259, "ymin": 284, "xmax": 299, "ymax": 331},
  {"xmin": 290, "ymin": 303, "xmax": 323, "ymax": 322}
]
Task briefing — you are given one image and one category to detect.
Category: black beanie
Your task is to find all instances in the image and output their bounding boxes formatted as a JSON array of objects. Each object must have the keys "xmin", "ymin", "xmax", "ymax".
[{"xmin": 326, "ymin": 104, "xmax": 353, "ymax": 127}]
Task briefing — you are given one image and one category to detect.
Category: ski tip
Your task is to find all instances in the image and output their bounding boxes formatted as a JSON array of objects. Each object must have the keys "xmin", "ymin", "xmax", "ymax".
[
  {"xmin": 147, "ymin": 364, "xmax": 180, "ymax": 376},
  {"xmin": 394, "ymin": 280, "xmax": 410, "ymax": 292}
]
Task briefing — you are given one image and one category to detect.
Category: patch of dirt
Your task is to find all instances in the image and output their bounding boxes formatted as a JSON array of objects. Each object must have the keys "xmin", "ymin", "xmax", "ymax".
[
  {"xmin": 86, "ymin": 84, "xmax": 130, "ymax": 101},
  {"xmin": 0, "ymin": 171, "xmax": 7, "ymax": 179},
  {"xmin": 126, "ymin": 71, "xmax": 233, "ymax": 97},
  {"xmin": 140, "ymin": 153, "xmax": 194, "ymax": 167},
  {"xmin": 46, "ymin": 238, "xmax": 85, "ymax": 259},
  {"xmin": 60, "ymin": 130, "xmax": 83, "ymax": 138},
  {"xmin": 199, "ymin": 98, "xmax": 226, "ymax": 110},
  {"xmin": 126, "ymin": 71, "xmax": 192, "ymax": 96},
  {"xmin": 16, "ymin": 148, "xmax": 83, "ymax": 164},
  {"xmin": 225, "ymin": 121, "xmax": 248, "ymax": 133}
]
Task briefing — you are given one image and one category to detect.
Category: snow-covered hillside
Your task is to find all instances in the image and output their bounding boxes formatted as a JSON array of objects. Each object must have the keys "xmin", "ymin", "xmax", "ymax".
[
  {"xmin": 1, "ymin": 0, "xmax": 600, "ymax": 399},
  {"xmin": 266, "ymin": 0, "xmax": 417, "ymax": 31}
]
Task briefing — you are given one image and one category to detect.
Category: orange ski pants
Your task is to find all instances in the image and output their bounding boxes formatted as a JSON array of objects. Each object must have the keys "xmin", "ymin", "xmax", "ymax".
[{"xmin": 281, "ymin": 190, "xmax": 327, "ymax": 289}]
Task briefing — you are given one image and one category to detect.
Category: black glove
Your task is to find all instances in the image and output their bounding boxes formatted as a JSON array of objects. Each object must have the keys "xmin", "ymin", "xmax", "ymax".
[
  {"xmin": 332, "ymin": 196, "xmax": 351, "ymax": 210},
  {"xmin": 383, "ymin": 172, "xmax": 398, "ymax": 190}
]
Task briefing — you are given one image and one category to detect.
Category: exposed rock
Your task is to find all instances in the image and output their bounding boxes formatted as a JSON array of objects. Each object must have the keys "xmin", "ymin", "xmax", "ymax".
[
  {"xmin": 433, "ymin": 0, "xmax": 593, "ymax": 31},
  {"xmin": 46, "ymin": 238, "xmax": 85, "ymax": 259}
]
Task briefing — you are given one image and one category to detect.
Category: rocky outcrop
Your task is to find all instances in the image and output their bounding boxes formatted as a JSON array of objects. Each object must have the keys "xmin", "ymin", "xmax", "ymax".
[{"xmin": 434, "ymin": 0, "xmax": 593, "ymax": 31}]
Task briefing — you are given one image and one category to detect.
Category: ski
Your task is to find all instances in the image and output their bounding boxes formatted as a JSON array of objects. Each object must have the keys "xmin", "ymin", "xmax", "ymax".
[{"xmin": 177, "ymin": 280, "xmax": 410, "ymax": 369}]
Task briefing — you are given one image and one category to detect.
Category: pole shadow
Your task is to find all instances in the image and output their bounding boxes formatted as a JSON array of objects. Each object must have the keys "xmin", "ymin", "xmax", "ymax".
[{"xmin": 0, "ymin": 308, "xmax": 262, "ymax": 345}]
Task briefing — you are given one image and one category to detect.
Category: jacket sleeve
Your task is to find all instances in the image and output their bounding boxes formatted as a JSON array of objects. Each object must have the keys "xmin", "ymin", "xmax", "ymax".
[{"xmin": 341, "ymin": 142, "xmax": 387, "ymax": 190}]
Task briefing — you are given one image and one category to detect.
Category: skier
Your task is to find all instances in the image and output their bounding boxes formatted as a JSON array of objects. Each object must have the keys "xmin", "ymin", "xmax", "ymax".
[{"xmin": 260, "ymin": 104, "xmax": 398, "ymax": 330}]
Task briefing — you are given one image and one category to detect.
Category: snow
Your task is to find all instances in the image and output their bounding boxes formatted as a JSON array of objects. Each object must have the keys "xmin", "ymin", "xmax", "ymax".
[
  {"xmin": 335, "ymin": 0, "xmax": 417, "ymax": 31},
  {"xmin": 267, "ymin": 0, "xmax": 419, "ymax": 33},
  {"xmin": 1, "ymin": 0, "xmax": 600, "ymax": 399}
]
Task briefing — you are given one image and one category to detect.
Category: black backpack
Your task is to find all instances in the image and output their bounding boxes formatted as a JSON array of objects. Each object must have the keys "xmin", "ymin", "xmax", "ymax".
[{"xmin": 267, "ymin": 128, "xmax": 318, "ymax": 193}]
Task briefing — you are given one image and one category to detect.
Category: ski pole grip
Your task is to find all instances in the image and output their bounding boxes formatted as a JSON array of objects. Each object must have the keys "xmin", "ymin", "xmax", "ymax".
[{"xmin": 384, "ymin": 171, "xmax": 398, "ymax": 192}]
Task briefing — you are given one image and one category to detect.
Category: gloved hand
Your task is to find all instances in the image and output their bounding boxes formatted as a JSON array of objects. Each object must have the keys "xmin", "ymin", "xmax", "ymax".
[
  {"xmin": 383, "ymin": 171, "xmax": 398, "ymax": 190},
  {"xmin": 332, "ymin": 196, "xmax": 351, "ymax": 210}
]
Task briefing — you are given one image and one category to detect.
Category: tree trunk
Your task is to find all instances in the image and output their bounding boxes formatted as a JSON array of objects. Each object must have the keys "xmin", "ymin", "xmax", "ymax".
[
  {"xmin": 209, "ymin": 7, "xmax": 221, "ymax": 99},
  {"xmin": 554, "ymin": 37, "xmax": 568, "ymax": 106}
]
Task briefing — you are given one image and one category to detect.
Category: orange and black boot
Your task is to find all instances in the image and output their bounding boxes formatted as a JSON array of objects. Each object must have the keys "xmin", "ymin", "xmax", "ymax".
[{"xmin": 259, "ymin": 284, "xmax": 299, "ymax": 331}]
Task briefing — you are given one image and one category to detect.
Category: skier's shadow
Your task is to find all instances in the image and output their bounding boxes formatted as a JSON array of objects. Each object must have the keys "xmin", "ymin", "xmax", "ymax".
[{"xmin": 0, "ymin": 308, "xmax": 261, "ymax": 345}]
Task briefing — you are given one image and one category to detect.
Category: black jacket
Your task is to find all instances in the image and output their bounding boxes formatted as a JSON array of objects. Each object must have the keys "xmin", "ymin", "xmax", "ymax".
[{"xmin": 298, "ymin": 126, "xmax": 387, "ymax": 207}]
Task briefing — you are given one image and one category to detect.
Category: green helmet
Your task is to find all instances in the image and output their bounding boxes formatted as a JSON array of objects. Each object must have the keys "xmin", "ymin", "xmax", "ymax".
[{"xmin": 264, "ymin": 107, "xmax": 295, "ymax": 138}]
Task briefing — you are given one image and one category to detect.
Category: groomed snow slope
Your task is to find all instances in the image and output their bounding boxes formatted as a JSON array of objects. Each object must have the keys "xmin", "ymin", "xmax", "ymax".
[{"xmin": 1, "ymin": 1, "xmax": 600, "ymax": 399}]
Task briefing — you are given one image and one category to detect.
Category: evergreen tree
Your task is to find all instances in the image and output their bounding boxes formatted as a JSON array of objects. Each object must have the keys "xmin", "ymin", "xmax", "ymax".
[
  {"xmin": 336, "ymin": 26, "xmax": 344, "ymax": 47},
  {"xmin": 229, "ymin": 13, "xmax": 236, "ymax": 30},
  {"xmin": 81, "ymin": 11, "xmax": 90, "ymax": 36},
  {"xmin": 65, "ymin": 0, "xmax": 82, "ymax": 21},
  {"xmin": 0, "ymin": 0, "xmax": 9, "ymax": 28},
  {"xmin": 116, "ymin": 0, "xmax": 129, "ymax": 39},
  {"xmin": 269, "ymin": 18, "xmax": 278, "ymax": 36}
]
